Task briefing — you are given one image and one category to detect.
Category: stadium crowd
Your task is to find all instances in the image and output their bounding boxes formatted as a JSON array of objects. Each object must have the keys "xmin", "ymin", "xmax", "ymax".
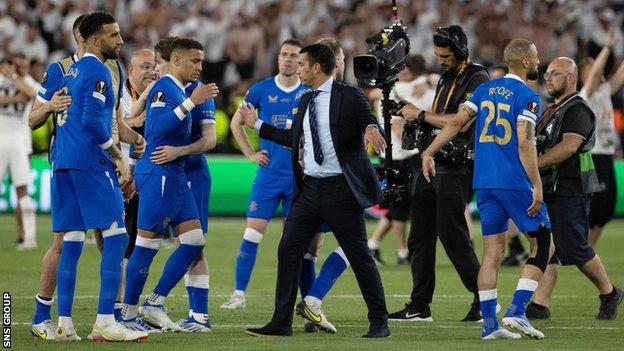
[{"xmin": 2, "ymin": 0, "xmax": 624, "ymax": 155}]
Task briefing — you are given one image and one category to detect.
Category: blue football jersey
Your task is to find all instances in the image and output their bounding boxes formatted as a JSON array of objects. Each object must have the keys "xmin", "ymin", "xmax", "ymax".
[
  {"xmin": 245, "ymin": 76, "xmax": 307, "ymax": 177},
  {"xmin": 185, "ymin": 80, "xmax": 216, "ymax": 180},
  {"xmin": 54, "ymin": 54, "xmax": 115, "ymax": 171},
  {"xmin": 135, "ymin": 74, "xmax": 193, "ymax": 180},
  {"xmin": 466, "ymin": 74, "xmax": 540, "ymax": 191}
]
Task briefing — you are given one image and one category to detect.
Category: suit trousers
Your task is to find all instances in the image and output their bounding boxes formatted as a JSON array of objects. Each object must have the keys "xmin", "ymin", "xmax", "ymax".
[
  {"xmin": 270, "ymin": 174, "xmax": 388, "ymax": 327},
  {"xmin": 408, "ymin": 171, "xmax": 480, "ymax": 308}
]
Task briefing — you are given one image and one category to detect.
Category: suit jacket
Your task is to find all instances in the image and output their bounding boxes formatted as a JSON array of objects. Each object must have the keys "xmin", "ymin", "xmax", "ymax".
[{"xmin": 259, "ymin": 80, "xmax": 383, "ymax": 208}]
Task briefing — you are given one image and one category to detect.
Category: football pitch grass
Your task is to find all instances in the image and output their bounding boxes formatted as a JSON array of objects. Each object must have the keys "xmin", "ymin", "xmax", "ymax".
[{"xmin": 1, "ymin": 214, "xmax": 623, "ymax": 350}]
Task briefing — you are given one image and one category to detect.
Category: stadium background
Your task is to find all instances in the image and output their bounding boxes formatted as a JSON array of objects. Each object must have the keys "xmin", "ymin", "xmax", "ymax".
[{"xmin": 2, "ymin": 0, "xmax": 624, "ymax": 216}]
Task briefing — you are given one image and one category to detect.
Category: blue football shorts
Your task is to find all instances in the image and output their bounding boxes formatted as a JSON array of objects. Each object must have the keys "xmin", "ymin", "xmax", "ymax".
[
  {"xmin": 136, "ymin": 174, "xmax": 199, "ymax": 234},
  {"xmin": 51, "ymin": 167, "xmax": 125, "ymax": 232},
  {"xmin": 476, "ymin": 188, "xmax": 551, "ymax": 236}
]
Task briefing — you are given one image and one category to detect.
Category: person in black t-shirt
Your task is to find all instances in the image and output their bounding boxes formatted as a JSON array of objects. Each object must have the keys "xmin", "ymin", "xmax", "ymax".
[{"xmin": 526, "ymin": 57, "xmax": 622, "ymax": 321}]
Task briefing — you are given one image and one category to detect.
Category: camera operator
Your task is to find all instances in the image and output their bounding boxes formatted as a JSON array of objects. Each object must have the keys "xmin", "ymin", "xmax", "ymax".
[
  {"xmin": 368, "ymin": 54, "xmax": 435, "ymax": 265},
  {"xmin": 389, "ymin": 25, "xmax": 489, "ymax": 322}
]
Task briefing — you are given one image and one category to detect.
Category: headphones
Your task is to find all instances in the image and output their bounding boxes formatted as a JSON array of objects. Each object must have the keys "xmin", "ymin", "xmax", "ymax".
[{"xmin": 433, "ymin": 26, "xmax": 469, "ymax": 61}]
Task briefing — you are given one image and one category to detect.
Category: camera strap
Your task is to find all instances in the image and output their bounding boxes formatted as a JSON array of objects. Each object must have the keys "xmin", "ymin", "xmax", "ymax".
[{"xmin": 432, "ymin": 60, "xmax": 469, "ymax": 113}]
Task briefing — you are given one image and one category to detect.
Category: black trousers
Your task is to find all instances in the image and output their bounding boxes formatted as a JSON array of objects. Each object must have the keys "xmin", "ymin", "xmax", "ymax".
[
  {"xmin": 408, "ymin": 171, "xmax": 480, "ymax": 308},
  {"xmin": 124, "ymin": 194, "xmax": 139, "ymax": 259},
  {"xmin": 270, "ymin": 175, "xmax": 388, "ymax": 327}
]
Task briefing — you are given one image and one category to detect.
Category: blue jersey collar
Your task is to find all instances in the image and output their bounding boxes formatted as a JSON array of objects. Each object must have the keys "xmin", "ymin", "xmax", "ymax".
[
  {"xmin": 164, "ymin": 74, "xmax": 186, "ymax": 92},
  {"xmin": 82, "ymin": 52, "xmax": 102, "ymax": 63},
  {"xmin": 504, "ymin": 73, "xmax": 525, "ymax": 84},
  {"xmin": 274, "ymin": 75, "xmax": 301, "ymax": 93}
]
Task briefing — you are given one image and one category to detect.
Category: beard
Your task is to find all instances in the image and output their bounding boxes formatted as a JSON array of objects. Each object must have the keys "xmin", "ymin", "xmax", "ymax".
[
  {"xmin": 527, "ymin": 69, "xmax": 538, "ymax": 81},
  {"xmin": 547, "ymin": 86, "xmax": 564, "ymax": 99},
  {"xmin": 102, "ymin": 46, "xmax": 119, "ymax": 60}
]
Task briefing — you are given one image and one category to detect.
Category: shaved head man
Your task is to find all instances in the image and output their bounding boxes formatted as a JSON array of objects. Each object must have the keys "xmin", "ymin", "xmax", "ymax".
[
  {"xmin": 128, "ymin": 49, "xmax": 156, "ymax": 94},
  {"xmin": 528, "ymin": 56, "xmax": 623, "ymax": 321}
]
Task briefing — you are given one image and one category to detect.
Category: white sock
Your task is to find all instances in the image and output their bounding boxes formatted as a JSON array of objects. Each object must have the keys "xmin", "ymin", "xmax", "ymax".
[
  {"xmin": 95, "ymin": 314, "xmax": 115, "ymax": 328},
  {"xmin": 304, "ymin": 295, "xmax": 322, "ymax": 307},
  {"xmin": 191, "ymin": 312, "xmax": 208, "ymax": 324},
  {"xmin": 368, "ymin": 240, "xmax": 380, "ymax": 250},
  {"xmin": 478, "ymin": 289, "xmax": 497, "ymax": 302},
  {"xmin": 19, "ymin": 196, "xmax": 36, "ymax": 243},
  {"xmin": 516, "ymin": 278, "xmax": 539, "ymax": 292},
  {"xmin": 121, "ymin": 304, "xmax": 138, "ymax": 320},
  {"xmin": 397, "ymin": 248, "xmax": 409, "ymax": 259},
  {"xmin": 234, "ymin": 290, "xmax": 245, "ymax": 296},
  {"xmin": 147, "ymin": 292, "xmax": 165, "ymax": 305},
  {"xmin": 58, "ymin": 316, "xmax": 74, "ymax": 331}
]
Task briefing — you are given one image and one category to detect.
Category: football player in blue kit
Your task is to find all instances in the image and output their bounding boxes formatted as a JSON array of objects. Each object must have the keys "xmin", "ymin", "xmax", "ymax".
[
  {"xmin": 222, "ymin": 39, "xmax": 310, "ymax": 309},
  {"xmin": 403, "ymin": 39, "xmax": 554, "ymax": 340},
  {"xmin": 51, "ymin": 11, "xmax": 148, "ymax": 342},
  {"xmin": 120, "ymin": 38, "xmax": 218, "ymax": 332},
  {"xmin": 143, "ymin": 36, "xmax": 218, "ymax": 333}
]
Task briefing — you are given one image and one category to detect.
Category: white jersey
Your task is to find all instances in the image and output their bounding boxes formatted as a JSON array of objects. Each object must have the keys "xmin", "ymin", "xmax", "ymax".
[
  {"xmin": 580, "ymin": 82, "xmax": 617, "ymax": 155},
  {"xmin": 377, "ymin": 76, "xmax": 436, "ymax": 161},
  {"xmin": 0, "ymin": 73, "xmax": 36, "ymax": 154}
]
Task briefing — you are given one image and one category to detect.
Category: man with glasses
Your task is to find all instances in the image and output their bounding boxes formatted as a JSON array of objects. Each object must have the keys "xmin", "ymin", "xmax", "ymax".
[{"xmin": 525, "ymin": 57, "xmax": 623, "ymax": 321}]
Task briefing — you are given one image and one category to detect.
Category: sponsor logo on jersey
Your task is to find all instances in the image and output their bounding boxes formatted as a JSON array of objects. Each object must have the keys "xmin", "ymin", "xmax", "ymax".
[{"xmin": 268, "ymin": 95, "xmax": 278, "ymax": 103}]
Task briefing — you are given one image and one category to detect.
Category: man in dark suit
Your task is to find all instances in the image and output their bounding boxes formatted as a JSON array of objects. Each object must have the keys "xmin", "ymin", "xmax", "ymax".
[{"xmin": 240, "ymin": 43, "xmax": 390, "ymax": 338}]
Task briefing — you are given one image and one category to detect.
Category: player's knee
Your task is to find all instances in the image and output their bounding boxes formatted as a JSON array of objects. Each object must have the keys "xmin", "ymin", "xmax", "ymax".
[
  {"xmin": 525, "ymin": 225, "xmax": 551, "ymax": 272},
  {"xmin": 243, "ymin": 227, "xmax": 263, "ymax": 244},
  {"xmin": 102, "ymin": 221, "xmax": 127, "ymax": 238},
  {"xmin": 63, "ymin": 231, "xmax": 86, "ymax": 242},
  {"xmin": 179, "ymin": 228, "xmax": 205, "ymax": 246}
]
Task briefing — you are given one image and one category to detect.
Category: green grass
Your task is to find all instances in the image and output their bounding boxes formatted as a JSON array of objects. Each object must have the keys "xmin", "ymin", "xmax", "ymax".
[{"xmin": 1, "ymin": 214, "xmax": 623, "ymax": 350}]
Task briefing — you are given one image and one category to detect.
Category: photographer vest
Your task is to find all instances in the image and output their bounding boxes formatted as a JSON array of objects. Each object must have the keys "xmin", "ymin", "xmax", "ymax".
[
  {"xmin": 420, "ymin": 62, "xmax": 489, "ymax": 171},
  {"xmin": 536, "ymin": 93, "xmax": 600, "ymax": 195}
]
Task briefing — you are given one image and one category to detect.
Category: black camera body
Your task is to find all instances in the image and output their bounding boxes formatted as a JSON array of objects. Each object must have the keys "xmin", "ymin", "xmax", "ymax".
[{"xmin": 353, "ymin": 22, "xmax": 410, "ymax": 87}]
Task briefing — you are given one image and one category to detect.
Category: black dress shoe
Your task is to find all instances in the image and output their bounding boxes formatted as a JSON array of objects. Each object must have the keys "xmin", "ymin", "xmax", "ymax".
[
  {"xmin": 362, "ymin": 325, "xmax": 391, "ymax": 338},
  {"xmin": 246, "ymin": 323, "xmax": 292, "ymax": 337}
]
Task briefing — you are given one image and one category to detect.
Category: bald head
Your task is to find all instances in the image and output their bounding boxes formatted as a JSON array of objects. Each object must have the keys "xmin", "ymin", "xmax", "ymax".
[
  {"xmin": 549, "ymin": 57, "xmax": 578, "ymax": 78},
  {"xmin": 503, "ymin": 39, "xmax": 540, "ymax": 80},
  {"xmin": 545, "ymin": 57, "xmax": 578, "ymax": 100},
  {"xmin": 128, "ymin": 48, "xmax": 156, "ymax": 93}
]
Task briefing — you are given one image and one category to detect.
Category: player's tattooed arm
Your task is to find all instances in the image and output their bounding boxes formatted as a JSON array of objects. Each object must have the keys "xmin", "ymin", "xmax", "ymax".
[{"xmin": 517, "ymin": 119, "xmax": 535, "ymax": 141}]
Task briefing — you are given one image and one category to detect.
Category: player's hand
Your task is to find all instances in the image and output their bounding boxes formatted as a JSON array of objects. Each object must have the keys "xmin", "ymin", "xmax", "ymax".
[
  {"xmin": 121, "ymin": 177, "xmax": 136, "ymax": 202},
  {"xmin": 397, "ymin": 102, "xmax": 422, "ymax": 123},
  {"xmin": 113, "ymin": 157, "xmax": 130, "ymax": 188},
  {"xmin": 364, "ymin": 125, "xmax": 386, "ymax": 155},
  {"xmin": 527, "ymin": 186, "xmax": 543, "ymax": 217},
  {"xmin": 189, "ymin": 83, "xmax": 219, "ymax": 106},
  {"xmin": 421, "ymin": 153, "xmax": 436, "ymax": 182},
  {"xmin": 248, "ymin": 150, "xmax": 269, "ymax": 166},
  {"xmin": 132, "ymin": 135, "xmax": 146, "ymax": 158},
  {"xmin": 14, "ymin": 93, "xmax": 29, "ymax": 104},
  {"xmin": 150, "ymin": 145, "xmax": 182, "ymax": 164},
  {"xmin": 238, "ymin": 103, "xmax": 258, "ymax": 128},
  {"xmin": 607, "ymin": 27, "xmax": 617, "ymax": 48},
  {"xmin": 48, "ymin": 89, "xmax": 72, "ymax": 112}
]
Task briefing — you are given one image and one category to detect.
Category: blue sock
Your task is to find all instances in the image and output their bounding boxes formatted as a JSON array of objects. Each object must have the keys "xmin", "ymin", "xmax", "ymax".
[
  {"xmin": 32, "ymin": 295, "xmax": 53, "ymax": 325},
  {"xmin": 479, "ymin": 289, "xmax": 499, "ymax": 333},
  {"xmin": 97, "ymin": 234, "xmax": 128, "ymax": 315},
  {"xmin": 235, "ymin": 236, "xmax": 260, "ymax": 291},
  {"xmin": 185, "ymin": 284, "xmax": 195, "ymax": 312},
  {"xmin": 194, "ymin": 287, "xmax": 209, "ymax": 315},
  {"xmin": 307, "ymin": 249, "xmax": 348, "ymax": 301},
  {"xmin": 506, "ymin": 278, "xmax": 538, "ymax": 317},
  {"xmin": 153, "ymin": 243, "xmax": 204, "ymax": 298},
  {"xmin": 299, "ymin": 253, "xmax": 316, "ymax": 298},
  {"xmin": 124, "ymin": 244, "xmax": 159, "ymax": 305},
  {"xmin": 57, "ymin": 235, "xmax": 84, "ymax": 317}
]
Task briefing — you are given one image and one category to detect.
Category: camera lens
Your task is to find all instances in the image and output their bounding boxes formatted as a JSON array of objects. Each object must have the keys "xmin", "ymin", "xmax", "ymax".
[{"xmin": 353, "ymin": 55, "xmax": 379, "ymax": 80}]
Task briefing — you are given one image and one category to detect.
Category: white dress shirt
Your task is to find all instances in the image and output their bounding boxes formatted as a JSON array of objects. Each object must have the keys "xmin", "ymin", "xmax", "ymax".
[
  {"xmin": 254, "ymin": 76, "xmax": 343, "ymax": 178},
  {"xmin": 301, "ymin": 76, "xmax": 342, "ymax": 178}
]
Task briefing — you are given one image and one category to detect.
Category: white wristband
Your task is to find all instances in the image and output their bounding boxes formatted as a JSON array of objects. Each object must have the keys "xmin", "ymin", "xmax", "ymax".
[{"xmin": 182, "ymin": 98, "xmax": 195, "ymax": 111}]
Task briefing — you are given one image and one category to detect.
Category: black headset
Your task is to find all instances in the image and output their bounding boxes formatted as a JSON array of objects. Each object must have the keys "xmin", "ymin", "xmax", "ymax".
[{"xmin": 433, "ymin": 26, "xmax": 469, "ymax": 61}]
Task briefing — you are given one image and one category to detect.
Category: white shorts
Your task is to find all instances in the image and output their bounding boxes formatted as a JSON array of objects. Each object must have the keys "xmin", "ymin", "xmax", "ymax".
[{"xmin": 0, "ymin": 133, "xmax": 32, "ymax": 187}]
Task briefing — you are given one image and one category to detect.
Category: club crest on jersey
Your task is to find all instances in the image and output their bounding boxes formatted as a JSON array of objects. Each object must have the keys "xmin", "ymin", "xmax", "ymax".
[
  {"xmin": 528, "ymin": 101, "xmax": 538, "ymax": 114},
  {"xmin": 268, "ymin": 95, "xmax": 278, "ymax": 103}
]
